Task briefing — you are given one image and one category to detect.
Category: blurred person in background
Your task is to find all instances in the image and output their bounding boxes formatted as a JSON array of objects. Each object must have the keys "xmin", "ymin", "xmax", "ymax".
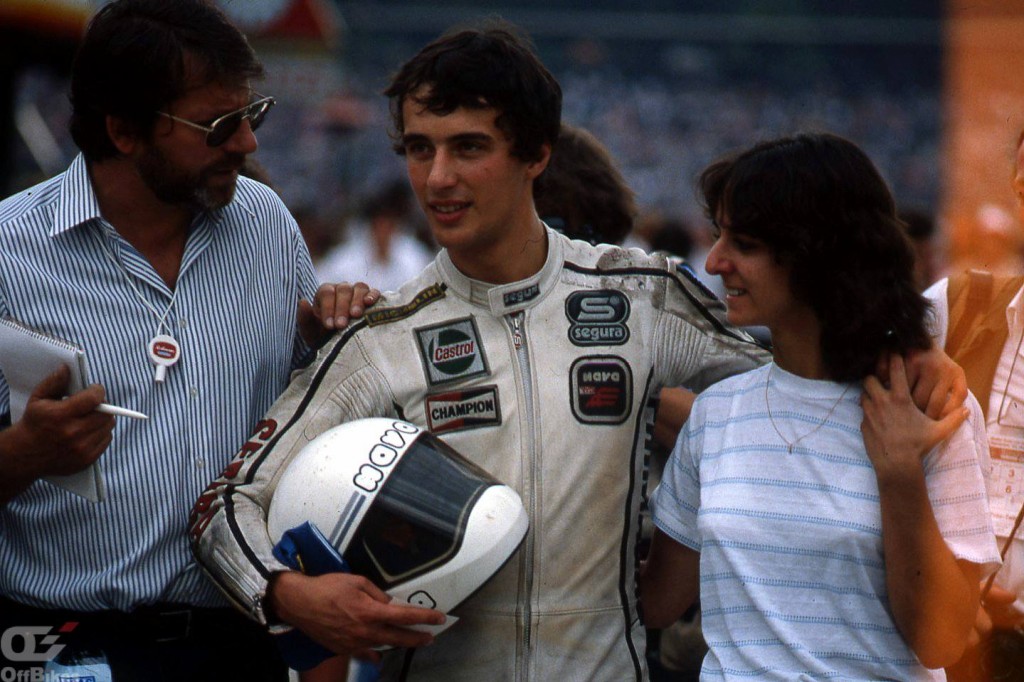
[
  {"xmin": 318, "ymin": 178, "xmax": 435, "ymax": 292},
  {"xmin": 647, "ymin": 216, "xmax": 695, "ymax": 263},
  {"xmin": 932, "ymin": 129, "xmax": 1024, "ymax": 682},
  {"xmin": 900, "ymin": 207, "xmax": 943, "ymax": 292},
  {"xmin": 534, "ymin": 121, "xmax": 636, "ymax": 247}
]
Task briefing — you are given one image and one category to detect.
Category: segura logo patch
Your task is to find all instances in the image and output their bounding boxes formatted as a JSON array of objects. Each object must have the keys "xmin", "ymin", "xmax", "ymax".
[
  {"xmin": 416, "ymin": 317, "xmax": 489, "ymax": 386},
  {"xmin": 503, "ymin": 283, "xmax": 540, "ymax": 308},
  {"xmin": 570, "ymin": 356, "xmax": 632, "ymax": 424},
  {"xmin": 565, "ymin": 290, "xmax": 630, "ymax": 346},
  {"xmin": 426, "ymin": 385, "xmax": 501, "ymax": 434}
]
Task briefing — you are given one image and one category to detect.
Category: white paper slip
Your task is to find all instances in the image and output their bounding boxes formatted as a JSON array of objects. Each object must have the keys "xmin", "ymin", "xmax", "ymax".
[{"xmin": 0, "ymin": 317, "xmax": 107, "ymax": 502}]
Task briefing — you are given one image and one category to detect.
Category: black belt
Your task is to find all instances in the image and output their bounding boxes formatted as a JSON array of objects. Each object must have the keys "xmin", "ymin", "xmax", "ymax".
[{"xmin": 0, "ymin": 596, "xmax": 249, "ymax": 644}]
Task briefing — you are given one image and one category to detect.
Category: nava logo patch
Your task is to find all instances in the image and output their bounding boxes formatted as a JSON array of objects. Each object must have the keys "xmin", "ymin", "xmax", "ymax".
[
  {"xmin": 570, "ymin": 356, "xmax": 632, "ymax": 424},
  {"xmin": 415, "ymin": 317, "xmax": 489, "ymax": 386}
]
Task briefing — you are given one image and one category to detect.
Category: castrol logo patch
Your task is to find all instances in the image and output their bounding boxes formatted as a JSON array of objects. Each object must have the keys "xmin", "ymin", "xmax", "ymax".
[{"xmin": 415, "ymin": 317, "xmax": 489, "ymax": 386}]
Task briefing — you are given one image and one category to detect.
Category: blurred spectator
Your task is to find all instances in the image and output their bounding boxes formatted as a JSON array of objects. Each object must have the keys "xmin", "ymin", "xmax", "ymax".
[
  {"xmin": 647, "ymin": 215, "xmax": 695, "ymax": 260},
  {"xmin": 535, "ymin": 121, "xmax": 636, "ymax": 245},
  {"xmin": 292, "ymin": 206, "xmax": 336, "ymax": 265},
  {"xmin": 970, "ymin": 202, "xmax": 1024, "ymax": 277},
  {"xmin": 900, "ymin": 207, "xmax": 942, "ymax": 291},
  {"xmin": 939, "ymin": 127, "xmax": 1024, "ymax": 682},
  {"xmin": 316, "ymin": 179, "xmax": 434, "ymax": 291}
]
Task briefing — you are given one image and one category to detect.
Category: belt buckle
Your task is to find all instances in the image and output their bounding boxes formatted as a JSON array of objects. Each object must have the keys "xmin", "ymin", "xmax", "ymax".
[{"xmin": 153, "ymin": 608, "xmax": 191, "ymax": 643}]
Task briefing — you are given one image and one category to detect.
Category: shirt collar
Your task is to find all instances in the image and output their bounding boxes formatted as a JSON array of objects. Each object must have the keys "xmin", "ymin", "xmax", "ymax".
[
  {"xmin": 1007, "ymin": 281, "xmax": 1024, "ymax": 331},
  {"xmin": 51, "ymin": 154, "xmax": 104, "ymax": 237}
]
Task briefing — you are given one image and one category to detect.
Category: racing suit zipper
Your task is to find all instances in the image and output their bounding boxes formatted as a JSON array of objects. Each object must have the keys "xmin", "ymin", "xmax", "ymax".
[{"xmin": 507, "ymin": 310, "xmax": 536, "ymax": 682}]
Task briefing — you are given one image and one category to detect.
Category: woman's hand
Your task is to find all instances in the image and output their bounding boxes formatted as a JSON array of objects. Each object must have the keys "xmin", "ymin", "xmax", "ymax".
[{"xmin": 861, "ymin": 353, "xmax": 969, "ymax": 480}]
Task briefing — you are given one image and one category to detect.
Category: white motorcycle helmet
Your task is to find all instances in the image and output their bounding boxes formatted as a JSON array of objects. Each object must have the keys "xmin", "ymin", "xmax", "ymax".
[{"xmin": 267, "ymin": 418, "xmax": 528, "ymax": 635}]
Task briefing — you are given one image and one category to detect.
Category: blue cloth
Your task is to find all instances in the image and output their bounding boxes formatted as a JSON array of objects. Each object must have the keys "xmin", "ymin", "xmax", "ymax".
[
  {"xmin": 271, "ymin": 522, "xmax": 349, "ymax": 670},
  {"xmin": 0, "ymin": 154, "xmax": 318, "ymax": 611}
]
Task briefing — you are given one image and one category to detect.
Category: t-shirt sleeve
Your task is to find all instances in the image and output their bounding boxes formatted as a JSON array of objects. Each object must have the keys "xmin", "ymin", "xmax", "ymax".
[
  {"xmin": 926, "ymin": 391, "xmax": 1002, "ymax": 577},
  {"xmin": 649, "ymin": 400, "xmax": 704, "ymax": 551}
]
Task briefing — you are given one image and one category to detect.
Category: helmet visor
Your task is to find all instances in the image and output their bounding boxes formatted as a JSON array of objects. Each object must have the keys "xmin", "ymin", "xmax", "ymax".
[{"xmin": 344, "ymin": 432, "xmax": 501, "ymax": 588}]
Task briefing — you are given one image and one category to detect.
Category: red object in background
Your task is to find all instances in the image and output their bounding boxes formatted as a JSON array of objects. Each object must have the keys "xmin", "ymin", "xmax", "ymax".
[
  {"xmin": 218, "ymin": 0, "xmax": 342, "ymax": 46},
  {"xmin": 0, "ymin": 0, "xmax": 91, "ymax": 41}
]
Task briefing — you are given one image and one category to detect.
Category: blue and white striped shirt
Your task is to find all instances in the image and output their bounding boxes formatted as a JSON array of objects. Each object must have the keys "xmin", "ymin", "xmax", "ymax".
[
  {"xmin": 651, "ymin": 363, "xmax": 1001, "ymax": 681},
  {"xmin": 0, "ymin": 154, "xmax": 318, "ymax": 610}
]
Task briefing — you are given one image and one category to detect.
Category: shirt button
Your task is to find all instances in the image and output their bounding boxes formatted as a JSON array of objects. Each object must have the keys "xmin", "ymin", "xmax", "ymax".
[
  {"xmin": 195, "ymin": 458, "xmax": 205, "ymax": 469},
  {"xmin": 179, "ymin": 318, "xmax": 189, "ymax": 328},
  {"xmin": 190, "ymin": 386, "xmax": 199, "ymax": 397}
]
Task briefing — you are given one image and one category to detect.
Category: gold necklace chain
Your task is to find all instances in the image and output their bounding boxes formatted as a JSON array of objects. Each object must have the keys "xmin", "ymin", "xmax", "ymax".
[{"xmin": 764, "ymin": 364, "xmax": 851, "ymax": 454}]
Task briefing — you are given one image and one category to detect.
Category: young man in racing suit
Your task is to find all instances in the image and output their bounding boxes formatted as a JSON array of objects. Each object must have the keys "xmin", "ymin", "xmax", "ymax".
[{"xmin": 190, "ymin": 22, "xmax": 965, "ymax": 682}]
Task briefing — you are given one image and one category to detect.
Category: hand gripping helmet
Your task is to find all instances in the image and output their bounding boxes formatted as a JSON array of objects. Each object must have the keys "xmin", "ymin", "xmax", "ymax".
[{"xmin": 267, "ymin": 418, "xmax": 528, "ymax": 633}]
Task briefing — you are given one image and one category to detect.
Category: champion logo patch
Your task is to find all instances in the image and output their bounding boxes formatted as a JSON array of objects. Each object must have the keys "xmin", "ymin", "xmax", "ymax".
[
  {"xmin": 426, "ymin": 385, "xmax": 501, "ymax": 434},
  {"xmin": 415, "ymin": 317, "xmax": 489, "ymax": 386},
  {"xmin": 570, "ymin": 356, "xmax": 632, "ymax": 424},
  {"xmin": 565, "ymin": 290, "xmax": 630, "ymax": 346}
]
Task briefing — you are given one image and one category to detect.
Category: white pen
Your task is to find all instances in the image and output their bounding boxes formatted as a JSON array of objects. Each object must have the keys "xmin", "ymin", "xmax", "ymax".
[{"xmin": 95, "ymin": 403, "xmax": 149, "ymax": 420}]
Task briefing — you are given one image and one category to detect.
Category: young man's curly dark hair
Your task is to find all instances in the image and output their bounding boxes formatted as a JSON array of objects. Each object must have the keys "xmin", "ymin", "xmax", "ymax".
[{"xmin": 384, "ymin": 20, "xmax": 561, "ymax": 165}]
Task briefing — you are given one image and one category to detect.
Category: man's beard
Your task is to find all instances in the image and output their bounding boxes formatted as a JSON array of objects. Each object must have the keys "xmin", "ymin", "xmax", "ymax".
[{"xmin": 136, "ymin": 144, "xmax": 244, "ymax": 211}]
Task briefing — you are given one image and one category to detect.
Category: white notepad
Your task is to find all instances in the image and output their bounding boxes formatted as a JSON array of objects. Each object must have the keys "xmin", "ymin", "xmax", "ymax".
[{"xmin": 0, "ymin": 317, "xmax": 106, "ymax": 502}]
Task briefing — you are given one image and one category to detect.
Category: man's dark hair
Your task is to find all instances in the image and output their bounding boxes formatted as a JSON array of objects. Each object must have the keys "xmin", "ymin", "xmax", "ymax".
[
  {"xmin": 535, "ymin": 123, "xmax": 636, "ymax": 245},
  {"xmin": 363, "ymin": 178, "xmax": 413, "ymax": 221},
  {"xmin": 384, "ymin": 21, "xmax": 561, "ymax": 163},
  {"xmin": 899, "ymin": 208, "xmax": 936, "ymax": 241},
  {"xmin": 69, "ymin": 0, "xmax": 264, "ymax": 161},
  {"xmin": 699, "ymin": 132, "xmax": 930, "ymax": 382}
]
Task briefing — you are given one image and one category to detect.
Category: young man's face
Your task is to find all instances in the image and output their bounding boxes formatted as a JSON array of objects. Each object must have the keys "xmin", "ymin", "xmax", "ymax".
[
  {"xmin": 399, "ymin": 90, "xmax": 549, "ymax": 278},
  {"xmin": 136, "ymin": 80, "xmax": 259, "ymax": 210}
]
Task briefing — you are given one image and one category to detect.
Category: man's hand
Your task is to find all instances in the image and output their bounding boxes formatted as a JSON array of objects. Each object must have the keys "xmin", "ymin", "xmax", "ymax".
[
  {"xmin": 949, "ymin": 585, "xmax": 1020, "ymax": 677},
  {"xmin": 902, "ymin": 346, "xmax": 967, "ymax": 420},
  {"xmin": 298, "ymin": 282, "xmax": 381, "ymax": 347},
  {"xmin": 982, "ymin": 584, "xmax": 1024, "ymax": 631},
  {"xmin": 267, "ymin": 571, "xmax": 445, "ymax": 662},
  {"xmin": 0, "ymin": 366, "xmax": 115, "ymax": 503}
]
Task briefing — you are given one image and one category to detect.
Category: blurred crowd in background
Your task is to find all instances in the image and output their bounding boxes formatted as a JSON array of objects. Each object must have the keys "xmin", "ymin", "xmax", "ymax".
[{"xmin": 2, "ymin": 0, "xmax": 956, "ymax": 296}]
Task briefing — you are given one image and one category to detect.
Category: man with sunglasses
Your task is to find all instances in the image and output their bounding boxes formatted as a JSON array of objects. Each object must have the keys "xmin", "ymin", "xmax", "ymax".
[{"xmin": 0, "ymin": 1, "xmax": 428, "ymax": 679}]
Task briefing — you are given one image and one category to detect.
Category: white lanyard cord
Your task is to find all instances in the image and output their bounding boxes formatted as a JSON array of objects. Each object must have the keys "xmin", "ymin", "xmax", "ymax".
[{"xmin": 95, "ymin": 229, "xmax": 179, "ymax": 336}]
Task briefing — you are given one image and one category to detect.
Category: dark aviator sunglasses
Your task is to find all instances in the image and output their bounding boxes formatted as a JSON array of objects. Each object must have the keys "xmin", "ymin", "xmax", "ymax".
[{"xmin": 157, "ymin": 95, "xmax": 275, "ymax": 147}]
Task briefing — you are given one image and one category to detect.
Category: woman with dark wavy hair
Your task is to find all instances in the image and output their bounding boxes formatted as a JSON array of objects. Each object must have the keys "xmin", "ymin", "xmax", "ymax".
[{"xmin": 640, "ymin": 132, "xmax": 1001, "ymax": 680}]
